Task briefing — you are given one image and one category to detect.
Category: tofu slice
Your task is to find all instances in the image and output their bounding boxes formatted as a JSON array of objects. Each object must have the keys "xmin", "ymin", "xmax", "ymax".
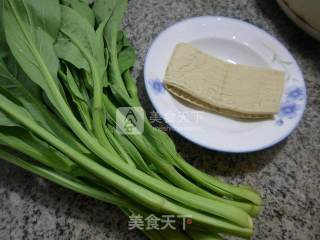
[{"xmin": 164, "ymin": 43, "xmax": 285, "ymax": 119}]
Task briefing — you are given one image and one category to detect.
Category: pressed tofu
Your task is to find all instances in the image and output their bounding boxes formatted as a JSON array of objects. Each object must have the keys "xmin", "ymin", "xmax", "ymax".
[{"xmin": 164, "ymin": 43, "xmax": 285, "ymax": 119}]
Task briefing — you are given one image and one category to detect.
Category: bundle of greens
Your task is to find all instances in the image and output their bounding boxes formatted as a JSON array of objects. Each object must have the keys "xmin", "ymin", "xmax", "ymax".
[{"xmin": 0, "ymin": 0, "xmax": 262, "ymax": 239}]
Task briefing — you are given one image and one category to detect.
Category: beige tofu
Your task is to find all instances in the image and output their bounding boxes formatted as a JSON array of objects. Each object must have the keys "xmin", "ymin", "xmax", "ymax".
[{"xmin": 164, "ymin": 43, "xmax": 285, "ymax": 119}]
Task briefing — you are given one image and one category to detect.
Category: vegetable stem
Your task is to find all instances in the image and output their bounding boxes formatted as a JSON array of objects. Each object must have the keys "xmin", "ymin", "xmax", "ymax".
[{"xmin": 0, "ymin": 95, "xmax": 252, "ymax": 237}]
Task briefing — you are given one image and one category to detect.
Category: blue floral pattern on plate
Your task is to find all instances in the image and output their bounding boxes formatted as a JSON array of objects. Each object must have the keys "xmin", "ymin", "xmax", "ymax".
[
  {"xmin": 149, "ymin": 79, "xmax": 165, "ymax": 94},
  {"xmin": 275, "ymin": 86, "xmax": 305, "ymax": 126},
  {"xmin": 286, "ymin": 86, "xmax": 305, "ymax": 101},
  {"xmin": 263, "ymin": 45, "xmax": 306, "ymax": 127}
]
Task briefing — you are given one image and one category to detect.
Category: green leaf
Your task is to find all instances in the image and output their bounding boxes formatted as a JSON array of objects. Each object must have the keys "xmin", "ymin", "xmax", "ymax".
[
  {"xmin": 122, "ymin": 32, "xmax": 131, "ymax": 48},
  {"xmin": 0, "ymin": 110, "xmax": 20, "ymax": 127},
  {"xmin": 103, "ymin": 125, "xmax": 136, "ymax": 167},
  {"xmin": 111, "ymin": 126, "xmax": 160, "ymax": 179},
  {"xmin": 116, "ymin": 30, "xmax": 124, "ymax": 53},
  {"xmin": 61, "ymin": 0, "xmax": 93, "ymax": 6},
  {"xmin": 98, "ymin": 0, "xmax": 129, "ymax": 98},
  {"xmin": 0, "ymin": 85, "xmax": 32, "ymax": 127},
  {"xmin": 61, "ymin": 67, "xmax": 92, "ymax": 131},
  {"xmin": 118, "ymin": 46, "xmax": 136, "ymax": 74},
  {"xmin": 0, "ymin": 56, "xmax": 50, "ymax": 127},
  {"xmin": 0, "ymin": 0, "xmax": 4, "ymax": 32},
  {"xmin": 3, "ymin": 0, "xmax": 62, "ymax": 110},
  {"xmin": 0, "ymin": 86, "xmax": 82, "ymax": 175},
  {"xmin": 0, "ymin": 148, "xmax": 135, "ymax": 210},
  {"xmin": 0, "ymin": 57, "xmax": 90, "ymax": 155},
  {"xmin": 103, "ymin": 0, "xmax": 128, "ymax": 60},
  {"xmin": 147, "ymin": 127, "xmax": 179, "ymax": 165},
  {"xmin": 93, "ymin": 0, "xmax": 117, "ymax": 24},
  {"xmin": 117, "ymin": 31, "xmax": 136, "ymax": 74},
  {"xmin": 70, "ymin": 0, "xmax": 95, "ymax": 26},
  {"xmin": 117, "ymin": 31, "xmax": 131, "ymax": 53},
  {"xmin": 55, "ymin": 35, "xmax": 90, "ymax": 72},
  {"xmin": 55, "ymin": 5, "xmax": 111, "ymax": 145},
  {"xmin": 0, "ymin": 126, "xmax": 78, "ymax": 173},
  {"xmin": 55, "ymin": 5, "xmax": 107, "ymax": 87},
  {"xmin": 14, "ymin": 0, "xmax": 61, "ymax": 38},
  {"xmin": 0, "ymin": 63, "xmax": 21, "ymax": 126},
  {"xmin": 116, "ymin": 31, "xmax": 138, "ymax": 101},
  {"xmin": 0, "ymin": 58, "xmax": 45, "ymax": 121},
  {"xmin": 0, "ymin": 0, "xmax": 8, "ymax": 58},
  {"xmin": 122, "ymin": 70, "xmax": 138, "ymax": 101},
  {"xmin": 64, "ymin": 67, "xmax": 86, "ymax": 102}
]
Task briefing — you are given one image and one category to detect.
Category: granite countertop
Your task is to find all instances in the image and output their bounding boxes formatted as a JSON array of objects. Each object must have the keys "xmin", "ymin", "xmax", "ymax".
[{"xmin": 0, "ymin": 0, "xmax": 319, "ymax": 239}]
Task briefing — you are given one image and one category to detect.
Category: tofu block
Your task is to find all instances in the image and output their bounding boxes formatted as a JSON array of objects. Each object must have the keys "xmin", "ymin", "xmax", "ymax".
[{"xmin": 164, "ymin": 43, "xmax": 285, "ymax": 119}]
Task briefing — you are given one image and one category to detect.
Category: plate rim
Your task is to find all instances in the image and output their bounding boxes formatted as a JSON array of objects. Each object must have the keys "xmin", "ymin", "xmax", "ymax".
[
  {"xmin": 277, "ymin": 0, "xmax": 320, "ymax": 41},
  {"xmin": 144, "ymin": 16, "xmax": 307, "ymax": 153}
]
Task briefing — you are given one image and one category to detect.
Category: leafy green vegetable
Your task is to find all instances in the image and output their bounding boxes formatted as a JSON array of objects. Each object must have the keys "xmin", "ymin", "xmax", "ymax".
[
  {"xmin": 0, "ymin": 56, "xmax": 89, "ymax": 154},
  {"xmin": 0, "ymin": 92, "xmax": 253, "ymax": 237},
  {"xmin": 0, "ymin": 127, "xmax": 77, "ymax": 173},
  {"xmin": 100, "ymin": 0, "xmax": 130, "ymax": 99},
  {"xmin": 92, "ymin": 0, "xmax": 117, "ymax": 24},
  {"xmin": 118, "ymin": 46, "xmax": 136, "ymax": 74},
  {"xmin": 0, "ymin": 148, "xmax": 137, "ymax": 209},
  {"xmin": 68, "ymin": 0, "xmax": 95, "ymax": 26},
  {"xmin": 59, "ymin": 67, "xmax": 93, "ymax": 132},
  {"xmin": 0, "ymin": 0, "xmax": 8, "ymax": 58},
  {"xmin": 3, "ymin": 0, "xmax": 63, "ymax": 110}
]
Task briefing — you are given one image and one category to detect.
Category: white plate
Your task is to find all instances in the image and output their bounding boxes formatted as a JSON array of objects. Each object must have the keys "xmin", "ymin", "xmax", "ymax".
[{"xmin": 144, "ymin": 16, "xmax": 306, "ymax": 153}]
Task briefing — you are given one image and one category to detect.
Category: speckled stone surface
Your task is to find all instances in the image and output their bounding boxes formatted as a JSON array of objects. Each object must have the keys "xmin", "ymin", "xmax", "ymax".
[{"xmin": 0, "ymin": 0, "xmax": 319, "ymax": 239}]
